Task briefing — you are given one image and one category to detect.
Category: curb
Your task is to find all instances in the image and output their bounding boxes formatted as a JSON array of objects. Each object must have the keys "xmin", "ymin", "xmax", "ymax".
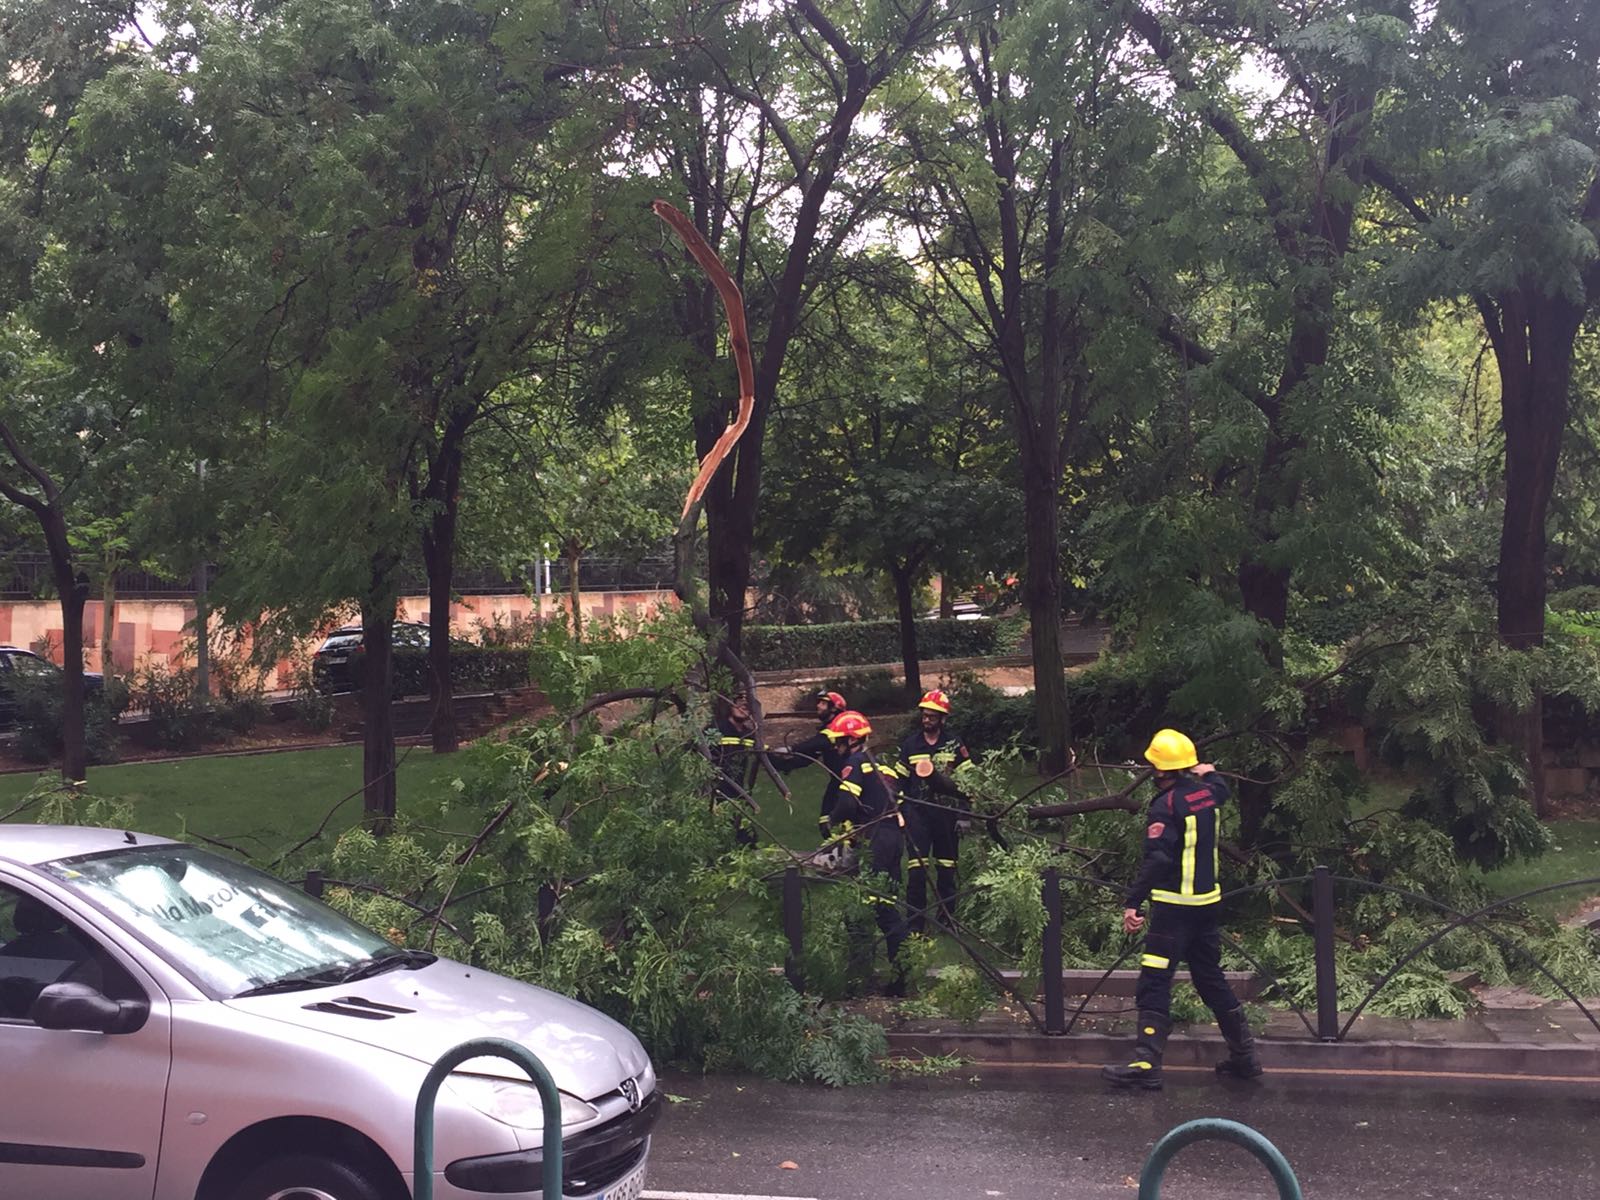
[{"xmin": 886, "ymin": 1029, "xmax": 1600, "ymax": 1085}]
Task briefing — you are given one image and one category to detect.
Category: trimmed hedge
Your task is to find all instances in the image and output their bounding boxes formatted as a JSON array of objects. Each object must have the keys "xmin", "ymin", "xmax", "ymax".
[
  {"xmin": 744, "ymin": 618, "xmax": 1005, "ymax": 671},
  {"xmin": 356, "ymin": 647, "xmax": 531, "ymax": 697}
]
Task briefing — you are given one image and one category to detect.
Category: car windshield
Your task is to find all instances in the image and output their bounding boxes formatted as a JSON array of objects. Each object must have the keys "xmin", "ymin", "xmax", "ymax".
[
  {"xmin": 41, "ymin": 845, "xmax": 393, "ymax": 997},
  {"xmin": 8, "ymin": 653, "xmax": 58, "ymax": 678}
]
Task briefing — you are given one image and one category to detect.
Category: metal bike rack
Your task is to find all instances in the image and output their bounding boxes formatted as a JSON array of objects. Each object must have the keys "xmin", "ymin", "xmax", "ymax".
[
  {"xmin": 414, "ymin": 1036, "xmax": 564, "ymax": 1200},
  {"xmin": 1139, "ymin": 1118, "xmax": 1303, "ymax": 1200}
]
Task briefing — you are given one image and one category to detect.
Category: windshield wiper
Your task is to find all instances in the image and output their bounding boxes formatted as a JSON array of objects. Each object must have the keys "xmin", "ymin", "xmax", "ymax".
[
  {"xmin": 231, "ymin": 948, "xmax": 437, "ymax": 997},
  {"xmin": 232, "ymin": 967, "xmax": 346, "ymax": 998},
  {"xmin": 333, "ymin": 947, "xmax": 437, "ymax": 984}
]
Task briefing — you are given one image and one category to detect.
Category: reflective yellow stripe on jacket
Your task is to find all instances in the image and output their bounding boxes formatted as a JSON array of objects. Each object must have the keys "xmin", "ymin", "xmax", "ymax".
[{"xmin": 1150, "ymin": 813, "xmax": 1220, "ymax": 905}]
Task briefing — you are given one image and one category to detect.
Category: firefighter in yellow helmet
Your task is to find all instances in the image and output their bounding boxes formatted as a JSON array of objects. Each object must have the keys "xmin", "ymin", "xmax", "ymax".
[
  {"xmin": 894, "ymin": 688, "xmax": 974, "ymax": 932},
  {"xmin": 1102, "ymin": 728, "xmax": 1262, "ymax": 1090}
]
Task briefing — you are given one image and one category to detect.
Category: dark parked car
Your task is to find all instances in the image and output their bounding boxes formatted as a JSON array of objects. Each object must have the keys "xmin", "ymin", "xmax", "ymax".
[
  {"xmin": 0, "ymin": 647, "xmax": 104, "ymax": 728},
  {"xmin": 311, "ymin": 621, "xmax": 432, "ymax": 695}
]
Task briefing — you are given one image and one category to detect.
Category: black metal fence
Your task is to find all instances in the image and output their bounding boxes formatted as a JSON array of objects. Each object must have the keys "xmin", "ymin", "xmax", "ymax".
[
  {"xmin": 295, "ymin": 842, "xmax": 1599, "ymax": 1045},
  {"xmin": 0, "ymin": 555, "xmax": 216, "ymax": 599},
  {"xmin": 772, "ymin": 863, "xmax": 1600, "ymax": 1042},
  {"xmin": 0, "ymin": 553, "xmax": 677, "ymax": 600}
]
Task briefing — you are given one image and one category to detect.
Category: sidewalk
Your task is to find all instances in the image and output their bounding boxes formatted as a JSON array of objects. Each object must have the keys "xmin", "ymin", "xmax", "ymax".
[{"xmin": 884, "ymin": 993, "xmax": 1600, "ymax": 1083}]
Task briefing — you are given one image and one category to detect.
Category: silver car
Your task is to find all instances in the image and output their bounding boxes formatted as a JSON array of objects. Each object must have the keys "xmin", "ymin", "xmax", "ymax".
[{"xmin": 0, "ymin": 825, "xmax": 657, "ymax": 1200}]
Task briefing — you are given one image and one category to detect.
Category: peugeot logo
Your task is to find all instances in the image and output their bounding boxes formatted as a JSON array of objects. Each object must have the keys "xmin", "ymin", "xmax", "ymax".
[{"xmin": 620, "ymin": 1077, "xmax": 642, "ymax": 1113}]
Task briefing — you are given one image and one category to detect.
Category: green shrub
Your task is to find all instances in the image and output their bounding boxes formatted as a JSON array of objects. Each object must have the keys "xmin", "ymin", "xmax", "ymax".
[
  {"xmin": 945, "ymin": 678, "xmax": 1038, "ymax": 751},
  {"xmin": 129, "ymin": 662, "xmax": 220, "ymax": 750},
  {"xmin": 942, "ymin": 655, "xmax": 1180, "ymax": 758},
  {"xmin": 744, "ymin": 618, "xmax": 1004, "ymax": 671},
  {"xmin": 815, "ymin": 668, "xmax": 913, "ymax": 714},
  {"xmin": 472, "ymin": 611, "xmax": 543, "ymax": 649},
  {"xmin": 286, "ymin": 658, "xmax": 335, "ymax": 732},
  {"xmin": 10, "ymin": 673, "xmax": 128, "ymax": 765},
  {"xmin": 453, "ymin": 646, "xmax": 531, "ymax": 692},
  {"xmin": 387, "ymin": 646, "xmax": 529, "ymax": 697},
  {"xmin": 926, "ymin": 964, "xmax": 992, "ymax": 1025},
  {"xmin": 211, "ymin": 655, "xmax": 269, "ymax": 736}
]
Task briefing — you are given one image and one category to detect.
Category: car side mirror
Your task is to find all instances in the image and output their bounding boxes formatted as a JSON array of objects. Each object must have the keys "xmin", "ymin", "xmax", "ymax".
[{"xmin": 30, "ymin": 982, "xmax": 149, "ymax": 1034}]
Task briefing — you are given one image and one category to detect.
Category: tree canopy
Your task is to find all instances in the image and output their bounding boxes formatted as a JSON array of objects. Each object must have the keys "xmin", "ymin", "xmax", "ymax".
[{"xmin": 0, "ymin": 0, "xmax": 1595, "ymax": 843}]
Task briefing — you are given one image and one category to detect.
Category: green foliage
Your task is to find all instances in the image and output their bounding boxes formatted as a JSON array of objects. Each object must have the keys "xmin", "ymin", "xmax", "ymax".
[
  {"xmin": 390, "ymin": 646, "xmax": 531, "ymax": 697},
  {"xmin": 20, "ymin": 784, "xmax": 134, "ymax": 832},
  {"xmin": 815, "ymin": 668, "xmax": 913, "ymax": 715},
  {"xmin": 1523, "ymin": 926, "xmax": 1600, "ymax": 1001},
  {"xmin": 527, "ymin": 609, "xmax": 702, "ymax": 712},
  {"xmin": 471, "ymin": 611, "xmax": 543, "ymax": 651},
  {"xmin": 286, "ymin": 658, "xmax": 336, "ymax": 733},
  {"xmin": 924, "ymin": 964, "xmax": 992, "ymax": 1026},
  {"xmin": 209, "ymin": 653, "xmax": 270, "ymax": 736},
  {"xmin": 296, "ymin": 619, "xmax": 890, "ymax": 1084},
  {"xmin": 127, "ymin": 663, "xmax": 223, "ymax": 752},
  {"xmin": 744, "ymin": 618, "xmax": 1004, "ymax": 671},
  {"xmin": 9, "ymin": 674, "xmax": 127, "ymax": 765},
  {"xmin": 937, "ymin": 676, "xmax": 1032, "ymax": 751},
  {"xmin": 882, "ymin": 1052, "xmax": 970, "ymax": 1077}
]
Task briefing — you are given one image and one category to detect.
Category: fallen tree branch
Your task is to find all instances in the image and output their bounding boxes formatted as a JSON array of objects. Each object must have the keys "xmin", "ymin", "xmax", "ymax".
[
  {"xmin": 653, "ymin": 198, "xmax": 790, "ymax": 808},
  {"xmin": 567, "ymin": 687, "xmax": 686, "ymax": 735}
]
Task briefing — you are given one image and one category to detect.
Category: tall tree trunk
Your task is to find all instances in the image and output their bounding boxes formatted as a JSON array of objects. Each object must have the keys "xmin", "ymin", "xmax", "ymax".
[
  {"xmin": 1021, "ymin": 448, "xmax": 1070, "ymax": 775},
  {"xmin": 41, "ymin": 510, "xmax": 88, "ymax": 783},
  {"xmin": 422, "ymin": 459, "xmax": 462, "ymax": 754},
  {"xmin": 677, "ymin": 23, "xmax": 890, "ymax": 656},
  {"xmin": 939, "ymin": 576, "xmax": 954, "ymax": 619},
  {"xmin": 358, "ymin": 595, "xmax": 397, "ymax": 831},
  {"xmin": 566, "ymin": 545, "xmax": 583, "ymax": 641},
  {"xmin": 193, "ymin": 561, "xmax": 210, "ymax": 698},
  {"xmin": 100, "ymin": 565, "xmax": 116, "ymax": 680},
  {"xmin": 1022, "ymin": 140, "xmax": 1073, "ymax": 777},
  {"xmin": 891, "ymin": 563, "xmax": 922, "ymax": 700},
  {"xmin": 1484, "ymin": 288, "xmax": 1583, "ymax": 818}
]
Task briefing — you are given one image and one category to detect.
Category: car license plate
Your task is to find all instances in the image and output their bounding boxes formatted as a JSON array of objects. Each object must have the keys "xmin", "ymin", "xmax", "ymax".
[
  {"xmin": 323, "ymin": 654, "xmax": 347, "ymax": 663},
  {"xmin": 600, "ymin": 1163, "xmax": 645, "ymax": 1200}
]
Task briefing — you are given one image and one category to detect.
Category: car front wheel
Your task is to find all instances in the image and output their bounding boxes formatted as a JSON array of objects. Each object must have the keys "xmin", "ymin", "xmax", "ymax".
[{"xmin": 225, "ymin": 1152, "xmax": 397, "ymax": 1200}]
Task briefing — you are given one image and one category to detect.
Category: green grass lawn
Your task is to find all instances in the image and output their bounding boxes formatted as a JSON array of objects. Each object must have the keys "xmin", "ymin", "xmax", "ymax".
[
  {"xmin": 1484, "ymin": 819, "xmax": 1600, "ymax": 919},
  {"xmin": 0, "ymin": 746, "xmax": 468, "ymax": 860}
]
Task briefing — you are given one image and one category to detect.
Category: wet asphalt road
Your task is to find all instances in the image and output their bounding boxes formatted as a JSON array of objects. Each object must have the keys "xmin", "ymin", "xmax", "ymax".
[{"xmin": 645, "ymin": 1068, "xmax": 1600, "ymax": 1199}]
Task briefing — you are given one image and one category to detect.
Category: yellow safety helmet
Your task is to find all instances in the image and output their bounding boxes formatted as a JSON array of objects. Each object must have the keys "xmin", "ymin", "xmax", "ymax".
[{"xmin": 1144, "ymin": 728, "xmax": 1198, "ymax": 772}]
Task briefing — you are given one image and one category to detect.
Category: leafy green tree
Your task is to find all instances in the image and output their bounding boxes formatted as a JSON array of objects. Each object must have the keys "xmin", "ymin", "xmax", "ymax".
[
  {"xmin": 891, "ymin": 0, "xmax": 1157, "ymax": 772},
  {"xmin": 0, "ymin": 1, "xmax": 186, "ymax": 780},
  {"xmin": 764, "ymin": 262, "xmax": 1016, "ymax": 695},
  {"xmin": 460, "ymin": 406, "xmax": 685, "ymax": 641},
  {"xmin": 624, "ymin": 0, "xmax": 947, "ymax": 654},
  {"xmin": 162, "ymin": 0, "xmax": 628, "ymax": 806},
  {"xmin": 1368, "ymin": 0, "xmax": 1600, "ymax": 813}
]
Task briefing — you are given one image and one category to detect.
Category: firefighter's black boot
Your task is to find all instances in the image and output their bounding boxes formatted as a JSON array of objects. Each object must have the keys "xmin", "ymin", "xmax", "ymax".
[
  {"xmin": 1214, "ymin": 1004, "xmax": 1264, "ymax": 1079},
  {"xmin": 1101, "ymin": 1011, "xmax": 1170, "ymax": 1090}
]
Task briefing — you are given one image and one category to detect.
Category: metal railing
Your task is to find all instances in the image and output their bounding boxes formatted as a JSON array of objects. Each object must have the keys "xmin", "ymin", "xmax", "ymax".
[
  {"xmin": 414, "ymin": 1038, "xmax": 563, "ymax": 1200},
  {"xmin": 1139, "ymin": 1120, "xmax": 1302, "ymax": 1200},
  {"xmin": 770, "ymin": 862, "xmax": 1600, "ymax": 1042},
  {"xmin": 299, "ymin": 848, "xmax": 1599, "ymax": 1047},
  {"xmin": 0, "ymin": 552, "xmax": 678, "ymax": 600}
]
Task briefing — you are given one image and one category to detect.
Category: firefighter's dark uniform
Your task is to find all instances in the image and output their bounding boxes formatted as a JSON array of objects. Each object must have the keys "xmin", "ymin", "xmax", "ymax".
[
  {"xmin": 894, "ymin": 727, "xmax": 972, "ymax": 931},
  {"xmin": 773, "ymin": 724, "xmax": 847, "ymax": 835},
  {"xmin": 1105, "ymin": 770, "xmax": 1255, "ymax": 1089},
  {"xmin": 708, "ymin": 716, "xmax": 760, "ymax": 844},
  {"xmin": 828, "ymin": 748, "xmax": 906, "ymax": 968}
]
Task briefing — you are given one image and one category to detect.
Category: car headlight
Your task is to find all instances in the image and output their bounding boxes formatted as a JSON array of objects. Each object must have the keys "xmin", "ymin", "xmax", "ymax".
[{"xmin": 447, "ymin": 1074, "xmax": 599, "ymax": 1131}]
